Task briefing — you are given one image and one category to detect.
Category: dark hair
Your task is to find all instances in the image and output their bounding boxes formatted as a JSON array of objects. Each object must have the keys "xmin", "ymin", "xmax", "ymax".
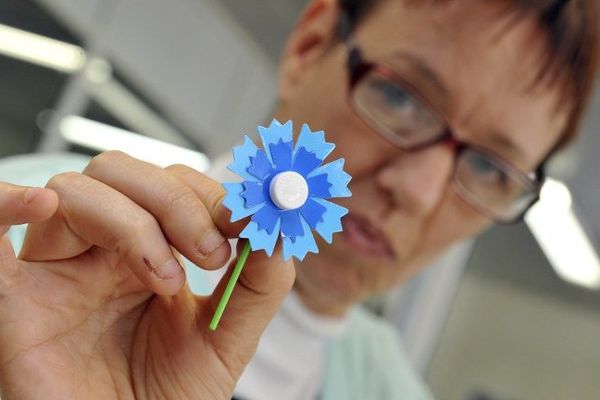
[{"xmin": 336, "ymin": 0, "xmax": 600, "ymax": 154}]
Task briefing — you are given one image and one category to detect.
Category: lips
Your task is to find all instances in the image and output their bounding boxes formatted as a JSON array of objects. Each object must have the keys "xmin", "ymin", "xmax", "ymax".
[{"xmin": 341, "ymin": 214, "xmax": 395, "ymax": 260}]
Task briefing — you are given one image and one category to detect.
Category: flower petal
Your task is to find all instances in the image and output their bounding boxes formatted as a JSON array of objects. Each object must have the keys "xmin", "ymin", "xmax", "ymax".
[
  {"xmin": 222, "ymin": 182, "xmax": 263, "ymax": 222},
  {"xmin": 294, "ymin": 123, "xmax": 335, "ymax": 161},
  {"xmin": 240, "ymin": 220, "xmax": 280, "ymax": 257},
  {"xmin": 258, "ymin": 119, "xmax": 293, "ymax": 164},
  {"xmin": 313, "ymin": 198, "xmax": 348, "ymax": 243},
  {"xmin": 299, "ymin": 198, "xmax": 327, "ymax": 230},
  {"xmin": 228, "ymin": 136, "xmax": 260, "ymax": 182},
  {"xmin": 292, "ymin": 147, "xmax": 322, "ymax": 177},
  {"xmin": 247, "ymin": 149, "xmax": 273, "ymax": 180},
  {"xmin": 251, "ymin": 204, "xmax": 281, "ymax": 235},
  {"xmin": 269, "ymin": 139, "xmax": 293, "ymax": 171},
  {"xmin": 307, "ymin": 174, "xmax": 331, "ymax": 198},
  {"xmin": 282, "ymin": 217, "xmax": 318, "ymax": 261},
  {"xmin": 281, "ymin": 211, "xmax": 304, "ymax": 239},
  {"xmin": 308, "ymin": 159, "xmax": 352, "ymax": 198},
  {"xmin": 242, "ymin": 181, "xmax": 265, "ymax": 208}
]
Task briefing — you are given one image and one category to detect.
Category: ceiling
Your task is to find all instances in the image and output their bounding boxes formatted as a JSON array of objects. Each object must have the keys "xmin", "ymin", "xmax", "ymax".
[
  {"xmin": 219, "ymin": 0, "xmax": 306, "ymax": 61},
  {"xmin": 0, "ymin": 0, "xmax": 77, "ymax": 157}
]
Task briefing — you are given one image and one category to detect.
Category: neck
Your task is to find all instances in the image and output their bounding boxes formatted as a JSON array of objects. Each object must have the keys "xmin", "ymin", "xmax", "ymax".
[{"xmin": 293, "ymin": 282, "xmax": 351, "ymax": 318}]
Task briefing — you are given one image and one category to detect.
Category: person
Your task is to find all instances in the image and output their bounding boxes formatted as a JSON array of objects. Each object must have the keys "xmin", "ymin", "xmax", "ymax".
[{"xmin": 0, "ymin": 0, "xmax": 597, "ymax": 399}]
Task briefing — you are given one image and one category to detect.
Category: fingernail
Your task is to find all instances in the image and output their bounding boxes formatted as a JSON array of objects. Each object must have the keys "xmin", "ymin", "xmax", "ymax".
[
  {"xmin": 145, "ymin": 257, "xmax": 182, "ymax": 280},
  {"xmin": 23, "ymin": 188, "xmax": 43, "ymax": 205},
  {"xmin": 198, "ymin": 230, "xmax": 226, "ymax": 258}
]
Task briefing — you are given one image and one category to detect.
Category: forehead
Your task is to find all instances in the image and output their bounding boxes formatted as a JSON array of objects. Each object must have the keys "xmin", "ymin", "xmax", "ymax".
[{"xmin": 352, "ymin": 0, "xmax": 567, "ymax": 169}]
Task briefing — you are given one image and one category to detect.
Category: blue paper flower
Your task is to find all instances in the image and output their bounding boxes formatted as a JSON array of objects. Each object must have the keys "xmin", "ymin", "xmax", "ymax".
[{"xmin": 223, "ymin": 119, "xmax": 351, "ymax": 261}]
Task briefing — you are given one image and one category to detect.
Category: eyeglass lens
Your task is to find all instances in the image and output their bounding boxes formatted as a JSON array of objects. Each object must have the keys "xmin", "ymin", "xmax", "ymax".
[{"xmin": 351, "ymin": 68, "xmax": 537, "ymax": 222}]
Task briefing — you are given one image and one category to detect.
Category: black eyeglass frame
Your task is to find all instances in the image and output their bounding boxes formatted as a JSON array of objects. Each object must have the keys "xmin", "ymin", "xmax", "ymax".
[{"xmin": 345, "ymin": 45, "xmax": 546, "ymax": 224}]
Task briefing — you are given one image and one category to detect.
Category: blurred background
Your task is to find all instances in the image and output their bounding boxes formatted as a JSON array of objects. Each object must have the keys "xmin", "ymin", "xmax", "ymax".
[{"xmin": 0, "ymin": 0, "xmax": 599, "ymax": 399}]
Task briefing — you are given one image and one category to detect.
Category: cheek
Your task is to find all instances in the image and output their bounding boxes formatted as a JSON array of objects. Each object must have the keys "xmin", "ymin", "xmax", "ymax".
[
  {"xmin": 317, "ymin": 105, "xmax": 399, "ymax": 182},
  {"xmin": 298, "ymin": 240, "xmax": 402, "ymax": 299},
  {"xmin": 327, "ymin": 122, "xmax": 397, "ymax": 178},
  {"xmin": 421, "ymin": 187, "xmax": 491, "ymax": 251}
]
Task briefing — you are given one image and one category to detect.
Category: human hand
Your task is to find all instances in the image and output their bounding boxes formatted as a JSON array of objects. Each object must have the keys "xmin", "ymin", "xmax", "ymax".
[{"xmin": 0, "ymin": 151, "xmax": 295, "ymax": 400}]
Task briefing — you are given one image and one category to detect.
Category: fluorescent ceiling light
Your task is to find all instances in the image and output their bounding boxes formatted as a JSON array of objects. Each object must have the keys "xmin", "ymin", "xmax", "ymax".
[
  {"xmin": 0, "ymin": 23, "xmax": 85, "ymax": 73},
  {"xmin": 525, "ymin": 179, "xmax": 600, "ymax": 289},
  {"xmin": 59, "ymin": 116, "xmax": 210, "ymax": 172}
]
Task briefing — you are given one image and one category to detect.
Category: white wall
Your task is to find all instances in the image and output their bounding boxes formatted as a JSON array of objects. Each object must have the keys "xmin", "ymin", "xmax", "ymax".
[{"xmin": 427, "ymin": 273, "xmax": 600, "ymax": 400}]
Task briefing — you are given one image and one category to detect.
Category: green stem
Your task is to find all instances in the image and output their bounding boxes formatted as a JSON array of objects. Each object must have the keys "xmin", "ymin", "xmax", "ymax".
[{"xmin": 209, "ymin": 240, "xmax": 252, "ymax": 330}]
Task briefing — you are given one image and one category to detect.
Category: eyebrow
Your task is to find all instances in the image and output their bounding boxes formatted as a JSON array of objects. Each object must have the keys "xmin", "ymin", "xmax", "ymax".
[
  {"xmin": 389, "ymin": 51, "xmax": 451, "ymax": 107},
  {"xmin": 391, "ymin": 51, "xmax": 528, "ymax": 164},
  {"xmin": 486, "ymin": 130, "xmax": 528, "ymax": 164}
]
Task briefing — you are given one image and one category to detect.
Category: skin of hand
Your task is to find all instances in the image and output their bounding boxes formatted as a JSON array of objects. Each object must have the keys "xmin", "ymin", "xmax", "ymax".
[{"xmin": 0, "ymin": 151, "xmax": 295, "ymax": 400}]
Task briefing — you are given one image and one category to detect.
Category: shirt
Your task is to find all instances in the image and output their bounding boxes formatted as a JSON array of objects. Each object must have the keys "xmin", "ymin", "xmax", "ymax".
[{"xmin": 234, "ymin": 290, "xmax": 349, "ymax": 400}]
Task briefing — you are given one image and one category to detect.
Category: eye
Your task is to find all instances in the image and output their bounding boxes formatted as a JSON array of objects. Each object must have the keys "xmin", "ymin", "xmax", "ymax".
[
  {"xmin": 371, "ymin": 79, "xmax": 415, "ymax": 112},
  {"xmin": 466, "ymin": 152, "xmax": 510, "ymax": 188},
  {"xmin": 352, "ymin": 71, "xmax": 446, "ymax": 146}
]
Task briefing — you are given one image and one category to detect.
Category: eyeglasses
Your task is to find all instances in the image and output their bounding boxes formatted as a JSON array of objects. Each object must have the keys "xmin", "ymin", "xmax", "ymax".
[{"xmin": 346, "ymin": 45, "xmax": 544, "ymax": 223}]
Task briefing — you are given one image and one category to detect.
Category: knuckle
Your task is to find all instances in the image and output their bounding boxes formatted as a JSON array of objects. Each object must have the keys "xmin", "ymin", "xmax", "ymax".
[
  {"xmin": 87, "ymin": 150, "xmax": 128, "ymax": 173},
  {"xmin": 104, "ymin": 212, "xmax": 159, "ymax": 254},
  {"xmin": 127, "ymin": 213, "xmax": 160, "ymax": 244},
  {"xmin": 165, "ymin": 164, "xmax": 189, "ymax": 174},
  {"xmin": 46, "ymin": 172, "xmax": 82, "ymax": 191},
  {"xmin": 207, "ymin": 189, "xmax": 226, "ymax": 215},
  {"xmin": 162, "ymin": 187, "xmax": 199, "ymax": 215},
  {"xmin": 166, "ymin": 164, "xmax": 202, "ymax": 183},
  {"xmin": 131, "ymin": 213, "xmax": 159, "ymax": 235},
  {"xmin": 165, "ymin": 164, "xmax": 224, "ymax": 215}
]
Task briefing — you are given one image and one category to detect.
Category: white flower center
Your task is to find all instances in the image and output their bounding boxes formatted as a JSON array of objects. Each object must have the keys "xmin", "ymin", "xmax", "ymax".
[{"xmin": 269, "ymin": 171, "xmax": 309, "ymax": 210}]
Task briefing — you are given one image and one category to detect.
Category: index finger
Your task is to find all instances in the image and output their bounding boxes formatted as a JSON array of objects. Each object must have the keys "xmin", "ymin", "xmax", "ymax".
[
  {"xmin": 0, "ymin": 183, "xmax": 58, "ymax": 234},
  {"xmin": 165, "ymin": 164, "xmax": 248, "ymax": 238}
]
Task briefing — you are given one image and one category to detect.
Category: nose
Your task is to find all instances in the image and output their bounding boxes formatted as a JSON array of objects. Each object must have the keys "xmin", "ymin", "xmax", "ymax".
[{"xmin": 375, "ymin": 143, "xmax": 455, "ymax": 216}]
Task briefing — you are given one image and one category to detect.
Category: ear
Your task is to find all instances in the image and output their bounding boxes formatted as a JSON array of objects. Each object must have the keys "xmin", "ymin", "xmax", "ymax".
[{"xmin": 278, "ymin": 0, "xmax": 341, "ymax": 102}]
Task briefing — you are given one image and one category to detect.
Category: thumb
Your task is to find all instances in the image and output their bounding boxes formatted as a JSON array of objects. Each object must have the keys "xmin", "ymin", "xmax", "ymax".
[
  {"xmin": 0, "ymin": 184, "xmax": 59, "ymax": 235},
  {"xmin": 165, "ymin": 165, "xmax": 296, "ymax": 380},
  {"xmin": 203, "ymin": 240, "xmax": 295, "ymax": 379},
  {"xmin": 0, "ymin": 183, "xmax": 59, "ymax": 277}
]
